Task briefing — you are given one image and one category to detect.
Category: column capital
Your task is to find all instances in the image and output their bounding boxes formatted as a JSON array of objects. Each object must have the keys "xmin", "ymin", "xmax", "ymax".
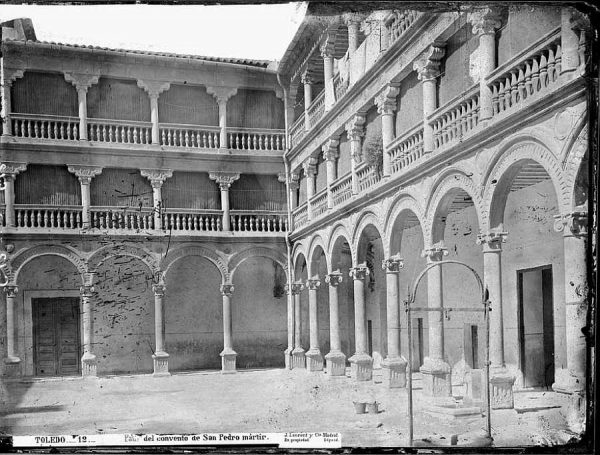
[
  {"xmin": 209, "ymin": 171, "xmax": 240, "ymax": 190},
  {"xmin": 302, "ymin": 157, "xmax": 318, "ymax": 177},
  {"xmin": 554, "ymin": 208, "xmax": 588, "ymax": 238},
  {"xmin": 382, "ymin": 254, "xmax": 404, "ymax": 272},
  {"xmin": 422, "ymin": 241, "xmax": 449, "ymax": 262},
  {"xmin": 80, "ymin": 284, "xmax": 95, "ymax": 298},
  {"xmin": 568, "ymin": 7, "xmax": 591, "ymax": 32},
  {"xmin": 288, "ymin": 281, "xmax": 305, "ymax": 295},
  {"xmin": 1, "ymin": 68, "xmax": 24, "ymax": 87},
  {"xmin": 349, "ymin": 263, "xmax": 370, "ymax": 280},
  {"xmin": 300, "ymin": 71, "xmax": 317, "ymax": 86},
  {"xmin": 342, "ymin": 12, "xmax": 365, "ymax": 27},
  {"xmin": 413, "ymin": 41, "xmax": 446, "ymax": 81},
  {"xmin": 476, "ymin": 228, "xmax": 508, "ymax": 251},
  {"xmin": 306, "ymin": 276, "xmax": 321, "ymax": 290},
  {"xmin": 288, "ymin": 172, "xmax": 300, "ymax": 191},
  {"xmin": 277, "ymin": 172, "xmax": 287, "ymax": 184},
  {"xmin": 468, "ymin": 7, "xmax": 504, "ymax": 36},
  {"xmin": 64, "ymin": 72, "xmax": 100, "ymax": 93},
  {"xmin": 206, "ymin": 86, "xmax": 238, "ymax": 105},
  {"xmin": 325, "ymin": 270, "xmax": 343, "ymax": 286},
  {"xmin": 152, "ymin": 283, "xmax": 166, "ymax": 296},
  {"xmin": 3, "ymin": 285, "xmax": 19, "ymax": 298},
  {"xmin": 345, "ymin": 114, "xmax": 366, "ymax": 141},
  {"xmin": 0, "ymin": 162, "xmax": 27, "ymax": 178},
  {"xmin": 321, "ymin": 139, "xmax": 340, "ymax": 161},
  {"xmin": 137, "ymin": 79, "xmax": 171, "ymax": 99},
  {"xmin": 374, "ymin": 84, "xmax": 400, "ymax": 115},
  {"xmin": 320, "ymin": 40, "xmax": 336, "ymax": 59},
  {"xmin": 220, "ymin": 283, "xmax": 235, "ymax": 296},
  {"xmin": 141, "ymin": 169, "xmax": 173, "ymax": 189},
  {"xmin": 67, "ymin": 165, "xmax": 103, "ymax": 185}
]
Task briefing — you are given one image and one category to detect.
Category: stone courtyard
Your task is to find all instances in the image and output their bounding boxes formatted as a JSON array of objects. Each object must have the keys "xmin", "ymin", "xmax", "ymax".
[{"xmin": 0, "ymin": 368, "xmax": 583, "ymax": 448}]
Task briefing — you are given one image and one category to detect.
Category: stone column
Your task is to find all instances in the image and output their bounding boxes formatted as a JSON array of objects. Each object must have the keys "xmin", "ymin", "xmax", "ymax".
[
  {"xmin": 207, "ymin": 86, "xmax": 238, "ymax": 149},
  {"xmin": 303, "ymin": 158, "xmax": 317, "ymax": 220},
  {"xmin": 209, "ymin": 172, "xmax": 240, "ymax": 231},
  {"xmin": 3, "ymin": 285, "xmax": 20, "ymax": 364},
  {"xmin": 152, "ymin": 275, "xmax": 170, "ymax": 376},
  {"xmin": 67, "ymin": 165, "xmax": 103, "ymax": 229},
  {"xmin": 80, "ymin": 274, "xmax": 97, "ymax": 377},
  {"xmin": 141, "ymin": 169, "xmax": 173, "ymax": 231},
  {"xmin": 345, "ymin": 114, "xmax": 366, "ymax": 195},
  {"xmin": 305, "ymin": 277, "xmax": 323, "ymax": 371},
  {"xmin": 374, "ymin": 84, "xmax": 400, "ymax": 177},
  {"xmin": 322, "ymin": 139, "xmax": 339, "ymax": 209},
  {"xmin": 0, "ymin": 162, "xmax": 27, "ymax": 227},
  {"xmin": 1, "ymin": 69, "xmax": 24, "ymax": 136},
  {"xmin": 284, "ymin": 283, "xmax": 295, "ymax": 369},
  {"xmin": 288, "ymin": 174, "xmax": 300, "ymax": 209},
  {"xmin": 420, "ymin": 242, "xmax": 452, "ymax": 398},
  {"xmin": 325, "ymin": 270, "xmax": 346, "ymax": 376},
  {"xmin": 291, "ymin": 281, "xmax": 306, "ymax": 368},
  {"xmin": 301, "ymin": 72, "xmax": 315, "ymax": 131},
  {"xmin": 553, "ymin": 209, "xmax": 588, "ymax": 394},
  {"xmin": 344, "ymin": 13, "xmax": 362, "ymax": 55},
  {"xmin": 64, "ymin": 73, "xmax": 100, "ymax": 141},
  {"xmin": 477, "ymin": 229, "xmax": 515, "ymax": 408},
  {"xmin": 413, "ymin": 43, "xmax": 446, "ymax": 154},
  {"xmin": 137, "ymin": 80, "xmax": 171, "ymax": 145},
  {"xmin": 348, "ymin": 263, "xmax": 373, "ymax": 381},
  {"xmin": 321, "ymin": 41, "xmax": 336, "ymax": 111},
  {"xmin": 382, "ymin": 254, "xmax": 407, "ymax": 388},
  {"xmin": 468, "ymin": 8, "xmax": 502, "ymax": 122},
  {"xmin": 220, "ymin": 283, "xmax": 237, "ymax": 373}
]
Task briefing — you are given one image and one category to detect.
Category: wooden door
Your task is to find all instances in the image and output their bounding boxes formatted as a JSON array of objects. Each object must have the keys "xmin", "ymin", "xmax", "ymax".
[{"xmin": 33, "ymin": 297, "xmax": 81, "ymax": 376}]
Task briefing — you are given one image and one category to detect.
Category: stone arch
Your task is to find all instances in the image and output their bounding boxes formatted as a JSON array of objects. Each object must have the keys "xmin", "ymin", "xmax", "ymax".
[
  {"xmin": 352, "ymin": 211, "xmax": 387, "ymax": 262},
  {"xmin": 562, "ymin": 123, "xmax": 589, "ymax": 208},
  {"xmin": 426, "ymin": 170, "xmax": 484, "ymax": 245},
  {"xmin": 88, "ymin": 244, "xmax": 159, "ymax": 276},
  {"xmin": 161, "ymin": 244, "xmax": 229, "ymax": 283},
  {"xmin": 229, "ymin": 246, "xmax": 287, "ymax": 282},
  {"xmin": 327, "ymin": 223, "xmax": 354, "ymax": 264},
  {"xmin": 482, "ymin": 140, "xmax": 569, "ymax": 231},
  {"xmin": 307, "ymin": 234, "xmax": 329, "ymax": 276},
  {"xmin": 10, "ymin": 244, "xmax": 87, "ymax": 285},
  {"xmin": 384, "ymin": 193, "xmax": 426, "ymax": 254}
]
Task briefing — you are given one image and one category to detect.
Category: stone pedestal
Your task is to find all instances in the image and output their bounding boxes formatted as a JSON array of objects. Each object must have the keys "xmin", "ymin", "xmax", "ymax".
[
  {"xmin": 291, "ymin": 347, "xmax": 306, "ymax": 369},
  {"xmin": 420, "ymin": 358, "xmax": 451, "ymax": 397},
  {"xmin": 349, "ymin": 353, "xmax": 373, "ymax": 381},
  {"xmin": 382, "ymin": 357, "xmax": 407, "ymax": 388},
  {"xmin": 553, "ymin": 372, "xmax": 585, "ymax": 395},
  {"xmin": 565, "ymin": 392, "xmax": 586, "ymax": 434},
  {"xmin": 152, "ymin": 352, "xmax": 170, "ymax": 377},
  {"xmin": 325, "ymin": 350, "xmax": 346, "ymax": 377},
  {"xmin": 305, "ymin": 348, "xmax": 323, "ymax": 372},
  {"xmin": 81, "ymin": 353, "xmax": 97, "ymax": 378},
  {"xmin": 284, "ymin": 348, "xmax": 293, "ymax": 370},
  {"xmin": 220, "ymin": 348, "xmax": 237, "ymax": 373},
  {"xmin": 2, "ymin": 361, "xmax": 22, "ymax": 378},
  {"xmin": 490, "ymin": 369, "xmax": 515, "ymax": 409}
]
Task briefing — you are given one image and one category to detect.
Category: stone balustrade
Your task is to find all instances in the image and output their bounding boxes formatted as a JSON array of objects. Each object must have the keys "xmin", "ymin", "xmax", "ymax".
[
  {"xmin": 333, "ymin": 72, "xmax": 349, "ymax": 102},
  {"xmin": 429, "ymin": 85, "xmax": 480, "ymax": 150},
  {"xmin": 310, "ymin": 188, "xmax": 329, "ymax": 218},
  {"xmin": 88, "ymin": 118, "xmax": 152, "ymax": 145},
  {"xmin": 307, "ymin": 90, "xmax": 326, "ymax": 129},
  {"xmin": 290, "ymin": 113, "xmax": 306, "ymax": 148},
  {"xmin": 357, "ymin": 162, "xmax": 381, "ymax": 192},
  {"xmin": 14, "ymin": 205, "xmax": 83, "ymax": 230},
  {"xmin": 162, "ymin": 209, "xmax": 222, "ymax": 232},
  {"xmin": 387, "ymin": 124, "xmax": 424, "ymax": 175},
  {"xmin": 293, "ymin": 202, "xmax": 309, "ymax": 229},
  {"xmin": 227, "ymin": 128, "xmax": 286, "ymax": 151},
  {"xmin": 230, "ymin": 211, "xmax": 287, "ymax": 232},
  {"xmin": 11, "ymin": 113, "xmax": 79, "ymax": 141},
  {"xmin": 331, "ymin": 173, "xmax": 353, "ymax": 206},
  {"xmin": 385, "ymin": 10, "xmax": 421, "ymax": 46},
  {"xmin": 90, "ymin": 207, "xmax": 154, "ymax": 231},
  {"xmin": 159, "ymin": 123, "xmax": 220, "ymax": 149}
]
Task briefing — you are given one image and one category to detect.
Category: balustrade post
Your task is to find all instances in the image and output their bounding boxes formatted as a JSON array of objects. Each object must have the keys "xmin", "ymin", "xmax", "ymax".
[
  {"xmin": 291, "ymin": 281, "xmax": 306, "ymax": 368},
  {"xmin": 64, "ymin": 73, "xmax": 100, "ymax": 141},
  {"xmin": 152, "ymin": 274, "xmax": 170, "ymax": 376},
  {"xmin": 305, "ymin": 277, "xmax": 323, "ymax": 371},
  {"xmin": 420, "ymin": 242, "xmax": 452, "ymax": 399},
  {"xmin": 561, "ymin": 7, "xmax": 590, "ymax": 75},
  {"xmin": 382, "ymin": 255, "xmax": 407, "ymax": 388},
  {"xmin": 468, "ymin": 8, "xmax": 502, "ymax": 122},
  {"xmin": 413, "ymin": 42, "xmax": 445, "ymax": 154},
  {"xmin": 1, "ymin": 69, "xmax": 24, "ymax": 136},
  {"xmin": 348, "ymin": 263, "xmax": 373, "ymax": 381},
  {"xmin": 0, "ymin": 162, "xmax": 27, "ymax": 227},
  {"xmin": 80, "ymin": 274, "xmax": 97, "ymax": 377},
  {"xmin": 137, "ymin": 80, "xmax": 171, "ymax": 145},
  {"xmin": 141, "ymin": 169, "xmax": 173, "ymax": 231},
  {"xmin": 321, "ymin": 41, "xmax": 336, "ymax": 111},
  {"xmin": 3, "ymin": 285, "xmax": 20, "ymax": 365},
  {"xmin": 476, "ymin": 229, "xmax": 515, "ymax": 409},
  {"xmin": 207, "ymin": 86, "xmax": 238, "ymax": 149},
  {"xmin": 322, "ymin": 139, "xmax": 339, "ymax": 209},
  {"xmin": 68, "ymin": 165, "xmax": 102, "ymax": 229},
  {"xmin": 374, "ymin": 84, "xmax": 400, "ymax": 177},
  {"xmin": 345, "ymin": 115, "xmax": 366, "ymax": 195},
  {"xmin": 302, "ymin": 158, "xmax": 317, "ymax": 220},
  {"xmin": 209, "ymin": 172, "xmax": 240, "ymax": 231},
  {"xmin": 324, "ymin": 270, "xmax": 346, "ymax": 376},
  {"xmin": 301, "ymin": 72, "xmax": 315, "ymax": 131},
  {"xmin": 220, "ymin": 283, "xmax": 237, "ymax": 373}
]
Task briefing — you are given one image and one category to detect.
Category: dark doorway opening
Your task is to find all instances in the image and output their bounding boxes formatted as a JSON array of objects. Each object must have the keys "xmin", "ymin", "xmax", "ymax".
[
  {"xmin": 33, "ymin": 297, "xmax": 81, "ymax": 376},
  {"xmin": 517, "ymin": 266, "xmax": 554, "ymax": 388}
]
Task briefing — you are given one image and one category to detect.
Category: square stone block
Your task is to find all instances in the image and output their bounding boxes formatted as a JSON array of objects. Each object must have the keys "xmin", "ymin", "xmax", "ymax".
[
  {"xmin": 382, "ymin": 358, "xmax": 407, "ymax": 388},
  {"xmin": 291, "ymin": 348, "xmax": 306, "ymax": 369},
  {"xmin": 325, "ymin": 351, "xmax": 346, "ymax": 377},
  {"xmin": 350, "ymin": 354, "xmax": 373, "ymax": 381},
  {"xmin": 220, "ymin": 348, "xmax": 237, "ymax": 374},
  {"xmin": 152, "ymin": 352, "xmax": 170, "ymax": 377},
  {"xmin": 305, "ymin": 350, "xmax": 324, "ymax": 372},
  {"xmin": 490, "ymin": 374, "xmax": 515, "ymax": 409},
  {"xmin": 81, "ymin": 353, "xmax": 97, "ymax": 378}
]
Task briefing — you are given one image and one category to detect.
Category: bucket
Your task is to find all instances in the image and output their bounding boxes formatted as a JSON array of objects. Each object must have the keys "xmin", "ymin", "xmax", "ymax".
[
  {"xmin": 353, "ymin": 401, "xmax": 366, "ymax": 414},
  {"xmin": 366, "ymin": 401, "xmax": 379, "ymax": 414}
]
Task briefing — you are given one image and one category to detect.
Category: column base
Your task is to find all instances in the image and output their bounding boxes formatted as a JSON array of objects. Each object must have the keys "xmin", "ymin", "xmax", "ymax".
[
  {"xmin": 552, "ymin": 372, "xmax": 585, "ymax": 395},
  {"xmin": 420, "ymin": 357, "xmax": 451, "ymax": 397},
  {"xmin": 305, "ymin": 348, "xmax": 323, "ymax": 372},
  {"xmin": 284, "ymin": 348, "xmax": 293, "ymax": 370},
  {"xmin": 349, "ymin": 353, "xmax": 373, "ymax": 381},
  {"xmin": 325, "ymin": 350, "xmax": 346, "ymax": 377},
  {"xmin": 81, "ymin": 353, "xmax": 97, "ymax": 378},
  {"xmin": 490, "ymin": 367, "xmax": 515, "ymax": 409},
  {"xmin": 382, "ymin": 356, "xmax": 407, "ymax": 388},
  {"xmin": 220, "ymin": 348, "xmax": 237, "ymax": 374},
  {"xmin": 4, "ymin": 355, "xmax": 21, "ymax": 365},
  {"xmin": 152, "ymin": 351, "xmax": 170, "ymax": 377},
  {"xmin": 291, "ymin": 347, "xmax": 306, "ymax": 369}
]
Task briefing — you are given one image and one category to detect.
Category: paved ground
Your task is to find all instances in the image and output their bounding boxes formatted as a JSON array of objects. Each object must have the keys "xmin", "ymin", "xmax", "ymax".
[{"xmin": 0, "ymin": 368, "xmax": 584, "ymax": 448}]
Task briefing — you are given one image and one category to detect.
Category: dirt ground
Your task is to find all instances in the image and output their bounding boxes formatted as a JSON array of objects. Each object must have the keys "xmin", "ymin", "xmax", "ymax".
[{"xmin": 0, "ymin": 368, "xmax": 586, "ymax": 448}]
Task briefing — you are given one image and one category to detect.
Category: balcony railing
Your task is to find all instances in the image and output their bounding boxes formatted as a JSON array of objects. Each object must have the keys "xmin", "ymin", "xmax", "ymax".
[
  {"xmin": 162, "ymin": 209, "xmax": 222, "ymax": 232},
  {"xmin": 89, "ymin": 118, "xmax": 152, "ymax": 144},
  {"xmin": 331, "ymin": 173, "xmax": 353, "ymax": 206},
  {"xmin": 333, "ymin": 72, "xmax": 349, "ymax": 102},
  {"xmin": 385, "ymin": 10, "xmax": 421, "ymax": 47},
  {"xmin": 357, "ymin": 162, "xmax": 381, "ymax": 193},
  {"xmin": 91, "ymin": 206, "xmax": 155, "ymax": 230},
  {"xmin": 14, "ymin": 205, "xmax": 83, "ymax": 229},
  {"xmin": 230, "ymin": 211, "xmax": 287, "ymax": 232},
  {"xmin": 310, "ymin": 188, "xmax": 329, "ymax": 219},
  {"xmin": 387, "ymin": 124, "xmax": 424, "ymax": 175},
  {"xmin": 228, "ymin": 127, "xmax": 286, "ymax": 151},
  {"xmin": 307, "ymin": 90, "xmax": 326, "ymax": 129},
  {"xmin": 159, "ymin": 123, "xmax": 220, "ymax": 149},
  {"xmin": 290, "ymin": 113, "xmax": 306, "ymax": 148},
  {"xmin": 11, "ymin": 114, "xmax": 79, "ymax": 141},
  {"xmin": 293, "ymin": 202, "xmax": 309, "ymax": 230}
]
